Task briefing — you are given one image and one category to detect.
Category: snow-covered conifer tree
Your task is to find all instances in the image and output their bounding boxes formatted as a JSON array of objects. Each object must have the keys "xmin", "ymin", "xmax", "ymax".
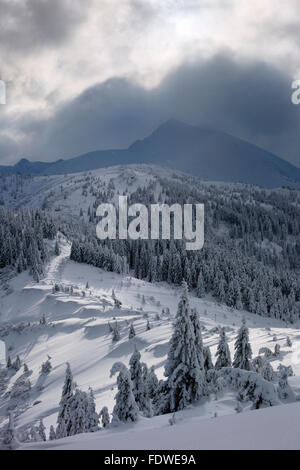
[
  {"xmin": 112, "ymin": 322, "xmax": 120, "ymax": 342},
  {"xmin": 112, "ymin": 289, "xmax": 122, "ymax": 308},
  {"xmin": 161, "ymin": 281, "xmax": 206, "ymax": 413},
  {"xmin": 215, "ymin": 328, "xmax": 232, "ymax": 369},
  {"xmin": 41, "ymin": 359, "xmax": 52, "ymax": 374},
  {"xmin": 233, "ymin": 318, "xmax": 252, "ymax": 370},
  {"xmin": 13, "ymin": 355, "xmax": 21, "ymax": 371},
  {"xmin": 274, "ymin": 344, "xmax": 281, "ymax": 357},
  {"xmin": 146, "ymin": 366, "xmax": 159, "ymax": 399},
  {"xmin": 56, "ymin": 363, "xmax": 74, "ymax": 438},
  {"xmin": 99, "ymin": 406, "xmax": 110, "ymax": 428},
  {"xmin": 38, "ymin": 419, "xmax": 46, "ymax": 441},
  {"xmin": 110, "ymin": 362, "xmax": 138, "ymax": 424},
  {"xmin": 128, "ymin": 322, "xmax": 136, "ymax": 339},
  {"xmin": 67, "ymin": 389, "xmax": 89, "ymax": 436},
  {"xmin": 261, "ymin": 360, "xmax": 274, "ymax": 382},
  {"xmin": 2, "ymin": 412, "xmax": 18, "ymax": 449},
  {"xmin": 203, "ymin": 346, "xmax": 214, "ymax": 372},
  {"xmin": 190, "ymin": 308, "xmax": 206, "ymax": 394},
  {"xmin": 277, "ymin": 364, "xmax": 294, "ymax": 400},
  {"xmin": 129, "ymin": 348, "xmax": 145, "ymax": 411},
  {"xmin": 86, "ymin": 388, "xmax": 99, "ymax": 432},
  {"xmin": 49, "ymin": 425, "xmax": 56, "ymax": 441},
  {"xmin": 54, "ymin": 240, "xmax": 60, "ymax": 256}
]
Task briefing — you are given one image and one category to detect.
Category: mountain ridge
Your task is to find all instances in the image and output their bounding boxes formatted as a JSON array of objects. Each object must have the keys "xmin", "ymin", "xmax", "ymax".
[{"xmin": 1, "ymin": 119, "xmax": 300, "ymax": 188}]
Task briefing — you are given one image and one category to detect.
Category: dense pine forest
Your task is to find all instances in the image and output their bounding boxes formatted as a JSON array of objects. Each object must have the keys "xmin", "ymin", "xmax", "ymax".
[{"xmin": 69, "ymin": 175, "xmax": 300, "ymax": 323}]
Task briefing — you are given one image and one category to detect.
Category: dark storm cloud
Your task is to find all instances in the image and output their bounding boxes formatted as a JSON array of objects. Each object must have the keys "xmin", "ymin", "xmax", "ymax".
[
  {"xmin": 3, "ymin": 54, "xmax": 300, "ymax": 167},
  {"xmin": 0, "ymin": 0, "xmax": 87, "ymax": 55},
  {"xmin": 158, "ymin": 55, "xmax": 299, "ymax": 136}
]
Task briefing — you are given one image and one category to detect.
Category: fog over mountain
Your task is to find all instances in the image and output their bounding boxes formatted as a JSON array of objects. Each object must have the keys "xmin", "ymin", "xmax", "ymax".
[{"xmin": 1, "ymin": 120, "xmax": 299, "ymax": 188}]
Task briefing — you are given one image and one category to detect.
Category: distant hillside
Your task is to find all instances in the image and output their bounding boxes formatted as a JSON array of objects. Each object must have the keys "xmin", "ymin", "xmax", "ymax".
[{"xmin": 1, "ymin": 120, "xmax": 300, "ymax": 188}]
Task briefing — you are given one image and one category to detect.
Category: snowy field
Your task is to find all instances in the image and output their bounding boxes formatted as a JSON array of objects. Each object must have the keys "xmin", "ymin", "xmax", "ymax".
[{"xmin": 0, "ymin": 236, "xmax": 300, "ymax": 449}]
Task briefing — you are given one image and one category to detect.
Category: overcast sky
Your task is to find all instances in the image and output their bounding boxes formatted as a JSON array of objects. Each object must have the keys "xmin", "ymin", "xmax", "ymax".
[{"xmin": 0, "ymin": 0, "xmax": 300, "ymax": 167}]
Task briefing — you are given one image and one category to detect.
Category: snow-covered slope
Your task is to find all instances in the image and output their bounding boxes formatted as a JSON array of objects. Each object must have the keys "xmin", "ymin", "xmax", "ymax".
[
  {"xmin": 24, "ymin": 401, "xmax": 300, "ymax": 450},
  {"xmin": 0, "ymin": 236, "xmax": 300, "ymax": 449}
]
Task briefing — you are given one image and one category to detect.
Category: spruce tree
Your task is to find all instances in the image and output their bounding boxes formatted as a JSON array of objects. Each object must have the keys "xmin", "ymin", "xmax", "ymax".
[
  {"xmin": 215, "ymin": 328, "xmax": 232, "ymax": 369},
  {"xmin": 2, "ymin": 412, "xmax": 18, "ymax": 449},
  {"xmin": 129, "ymin": 348, "xmax": 145, "ymax": 412},
  {"xmin": 162, "ymin": 281, "xmax": 205, "ymax": 413},
  {"xmin": 68, "ymin": 389, "xmax": 89, "ymax": 436},
  {"xmin": 13, "ymin": 355, "xmax": 21, "ymax": 371},
  {"xmin": 146, "ymin": 366, "xmax": 159, "ymax": 399},
  {"xmin": 112, "ymin": 322, "xmax": 120, "ymax": 342},
  {"xmin": 233, "ymin": 319, "xmax": 252, "ymax": 370},
  {"xmin": 203, "ymin": 346, "xmax": 214, "ymax": 372},
  {"xmin": 38, "ymin": 419, "xmax": 46, "ymax": 441},
  {"xmin": 56, "ymin": 363, "xmax": 74, "ymax": 438},
  {"xmin": 190, "ymin": 308, "xmax": 206, "ymax": 395},
  {"xmin": 110, "ymin": 362, "xmax": 138, "ymax": 424},
  {"xmin": 128, "ymin": 323, "xmax": 136, "ymax": 339},
  {"xmin": 86, "ymin": 388, "xmax": 99, "ymax": 432},
  {"xmin": 49, "ymin": 425, "xmax": 56, "ymax": 441},
  {"xmin": 99, "ymin": 406, "xmax": 110, "ymax": 428},
  {"xmin": 54, "ymin": 240, "xmax": 60, "ymax": 256}
]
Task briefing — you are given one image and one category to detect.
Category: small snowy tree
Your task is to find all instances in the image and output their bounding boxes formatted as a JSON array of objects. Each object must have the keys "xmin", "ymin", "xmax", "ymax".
[
  {"xmin": 12, "ymin": 355, "xmax": 22, "ymax": 371},
  {"xmin": 235, "ymin": 400, "xmax": 243, "ymax": 413},
  {"xmin": 54, "ymin": 240, "xmax": 60, "ymax": 256},
  {"xmin": 215, "ymin": 328, "xmax": 232, "ymax": 369},
  {"xmin": 86, "ymin": 388, "xmax": 99, "ymax": 432},
  {"xmin": 277, "ymin": 364, "xmax": 294, "ymax": 401},
  {"xmin": 67, "ymin": 388, "xmax": 91, "ymax": 436},
  {"xmin": 129, "ymin": 348, "xmax": 147, "ymax": 414},
  {"xmin": 49, "ymin": 425, "xmax": 56, "ymax": 441},
  {"xmin": 2, "ymin": 413, "xmax": 19, "ymax": 449},
  {"xmin": 128, "ymin": 323, "xmax": 136, "ymax": 339},
  {"xmin": 56, "ymin": 363, "xmax": 74, "ymax": 438},
  {"xmin": 146, "ymin": 319, "xmax": 151, "ymax": 331},
  {"xmin": 6, "ymin": 355, "xmax": 12, "ymax": 369},
  {"xmin": 41, "ymin": 359, "xmax": 52, "ymax": 374},
  {"xmin": 261, "ymin": 360, "xmax": 274, "ymax": 382},
  {"xmin": 273, "ymin": 344, "xmax": 281, "ymax": 357},
  {"xmin": 30, "ymin": 425, "xmax": 38, "ymax": 442},
  {"xmin": 203, "ymin": 346, "xmax": 214, "ymax": 372},
  {"xmin": 286, "ymin": 336, "xmax": 292, "ymax": 347},
  {"xmin": 110, "ymin": 362, "xmax": 138, "ymax": 424},
  {"xmin": 67, "ymin": 389, "xmax": 89, "ymax": 436},
  {"xmin": 233, "ymin": 319, "xmax": 252, "ymax": 371},
  {"xmin": 112, "ymin": 322, "xmax": 120, "ymax": 342},
  {"xmin": 99, "ymin": 406, "xmax": 110, "ymax": 428},
  {"xmin": 112, "ymin": 289, "xmax": 122, "ymax": 308},
  {"xmin": 146, "ymin": 366, "xmax": 159, "ymax": 399},
  {"xmin": 38, "ymin": 419, "xmax": 46, "ymax": 442}
]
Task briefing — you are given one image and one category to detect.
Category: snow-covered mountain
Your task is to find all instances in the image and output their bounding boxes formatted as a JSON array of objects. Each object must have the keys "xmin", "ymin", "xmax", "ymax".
[{"xmin": 1, "ymin": 120, "xmax": 300, "ymax": 189}]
